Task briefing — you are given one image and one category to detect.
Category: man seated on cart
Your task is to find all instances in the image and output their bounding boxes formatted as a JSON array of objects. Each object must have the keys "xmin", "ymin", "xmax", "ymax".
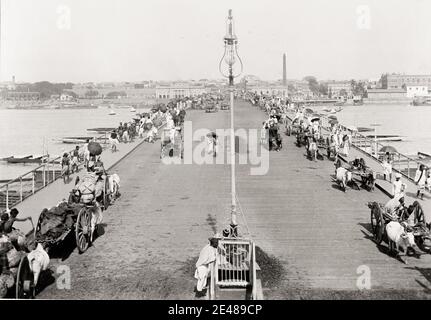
[
  {"xmin": 87, "ymin": 160, "xmax": 106, "ymax": 201},
  {"xmin": 384, "ymin": 195, "xmax": 406, "ymax": 220},
  {"xmin": 75, "ymin": 164, "xmax": 104, "ymax": 240}
]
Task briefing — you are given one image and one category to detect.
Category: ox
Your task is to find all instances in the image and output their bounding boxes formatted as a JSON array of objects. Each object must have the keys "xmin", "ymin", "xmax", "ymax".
[{"xmin": 386, "ymin": 221, "xmax": 419, "ymax": 264}]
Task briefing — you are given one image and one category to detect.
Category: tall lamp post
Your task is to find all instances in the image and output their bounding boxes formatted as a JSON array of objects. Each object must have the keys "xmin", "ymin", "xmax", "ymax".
[{"xmin": 219, "ymin": 9, "xmax": 243, "ymax": 237}]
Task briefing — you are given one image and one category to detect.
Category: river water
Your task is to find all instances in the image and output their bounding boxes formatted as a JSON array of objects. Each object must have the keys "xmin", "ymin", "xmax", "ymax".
[
  {"xmin": 322, "ymin": 104, "xmax": 431, "ymax": 156},
  {"xmin": 1, "ymin": 103, "xmax": 430, "ymax": 181},
  {"xmin": 0, "ymin": 107, "xmax": 149, "ymax": 180}
]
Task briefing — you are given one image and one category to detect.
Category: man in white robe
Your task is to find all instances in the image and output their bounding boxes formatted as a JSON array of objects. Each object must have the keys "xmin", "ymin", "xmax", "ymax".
[
  {"xmin": 392, "ymin": 173, "xmax": 406, "ymax": 198},
  {"xmin": 194, "ymin": 238, "xmax": 218, "ymax": 297}
]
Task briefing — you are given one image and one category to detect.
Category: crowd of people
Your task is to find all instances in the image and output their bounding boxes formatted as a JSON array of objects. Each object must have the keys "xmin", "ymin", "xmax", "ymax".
[
  {"xmin": 251, "ymin": 95, "xmax": 288, "ymax": 152},
  {"xmin": 247, "ymin": 91, "xmax": 431, "ymax": 264},
  {"xmin": 0, "ymin": 96, "xmax": 195, "ymax": 298}
]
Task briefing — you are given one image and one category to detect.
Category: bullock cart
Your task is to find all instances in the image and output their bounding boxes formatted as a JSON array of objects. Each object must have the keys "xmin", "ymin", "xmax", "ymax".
[{"xmin": 368, "ymin": 201, "xmax": 431, "ymax": 253}]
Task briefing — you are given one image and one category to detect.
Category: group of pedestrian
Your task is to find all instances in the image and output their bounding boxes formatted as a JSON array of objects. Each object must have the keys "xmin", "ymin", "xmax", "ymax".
[
  {"xmin": 384, "ymin": 153, "xmax": 431, "ymax": 201},
  {"xmin": 330, "ymin": 124, "xmax": 351, "ymax": 158}
]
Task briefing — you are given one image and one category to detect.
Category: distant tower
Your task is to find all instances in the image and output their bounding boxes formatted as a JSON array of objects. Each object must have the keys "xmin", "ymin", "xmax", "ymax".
[
  {"xmin": 12, "ymin": 75, "xmax": 15, "ymax": 84},
  {"xmin": 282, "ymin": 53, "xmax": 287, "ymax": 86}
]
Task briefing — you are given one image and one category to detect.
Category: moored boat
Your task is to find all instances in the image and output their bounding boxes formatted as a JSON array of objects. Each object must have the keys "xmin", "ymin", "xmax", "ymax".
[
  {"xmin": 60, "ymin": 137, "xmax": 95, "ymax": 144},
  {"xmin": 412, "ymin": 97, "xmax": 431, "ymax": 106},
  {"xmin": 2, "ymin": 155, "xmax": 49, "ymax": 164},
  {"xmin": 87, "ymin": 127, "xmax": 116, "ymax": 132},
  {"xmin": 365, "ymin": 134, "xmax": 403, "ymax": 142}
]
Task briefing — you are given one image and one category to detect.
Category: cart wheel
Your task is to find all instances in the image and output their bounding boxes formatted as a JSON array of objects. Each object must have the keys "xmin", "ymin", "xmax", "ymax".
[
  {"xmin": 76, "ymin": 207, "xmax": 91, "ymax": 253},
  {"xmin": 370, "ymin": 205, "xmax": 384, "ymax": 245},
  {"xmin": 16, "ymin": 256, "xmax": 35, "ymax": 299},
  {"xmin": 103, "ymin": 179, "xmax": 110, "ymax": 209},
  {"xmin": 34, "ymin": 212, "xmax": 44, "ymax": 239}
]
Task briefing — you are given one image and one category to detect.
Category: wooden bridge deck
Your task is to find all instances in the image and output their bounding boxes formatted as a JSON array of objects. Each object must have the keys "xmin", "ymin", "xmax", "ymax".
[{"xmin": 24, "ymin": 100, "xmax": 431, "ymax": 299}]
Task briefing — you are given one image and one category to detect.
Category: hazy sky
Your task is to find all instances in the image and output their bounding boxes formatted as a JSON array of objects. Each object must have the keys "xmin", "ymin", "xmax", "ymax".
[{"xmin": 2, "ymin": 0, "xmax": 431, "ymax": 83}]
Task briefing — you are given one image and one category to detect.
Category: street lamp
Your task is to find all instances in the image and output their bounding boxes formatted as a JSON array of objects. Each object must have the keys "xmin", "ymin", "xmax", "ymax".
[{"xmin": 219, "ymin": 9, "xmax": 243, "ymax": 238}]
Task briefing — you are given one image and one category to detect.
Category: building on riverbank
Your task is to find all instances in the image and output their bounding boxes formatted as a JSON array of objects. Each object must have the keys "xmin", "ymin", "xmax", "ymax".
[
  {"xmin": 406, "ymin": 86, "xmax": 429, "ymax": 98},
  {"xmin": 3, "ymin": 91, "xmax": 40, "ymax": 101},
  {"xmin": 248, "ymin": 85, "xmax": 288, "ymax": 97},
  {"xmin": 325, "ymin": 80, "xmax": 352, "ymax": 97},
  {"xmin": 365, "ymin": 88, "xmax": 410, "ymax": 104},
  {"xmin": 155, "ymin": 84, "xmax": 207, "ymax": 99},
  {"xmin": 381, "ymin": 73, "xmax": 431, "ymax": 90}
]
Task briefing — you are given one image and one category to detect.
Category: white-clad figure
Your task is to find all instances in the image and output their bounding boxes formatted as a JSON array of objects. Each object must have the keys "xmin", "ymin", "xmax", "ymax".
[
  {"xmin": 392, "ymin": 173, "xmax": 406, "ymax": 198},
  {"xmin": 194, "ymin": 237, "xmax": 219, "ymax": 297}
]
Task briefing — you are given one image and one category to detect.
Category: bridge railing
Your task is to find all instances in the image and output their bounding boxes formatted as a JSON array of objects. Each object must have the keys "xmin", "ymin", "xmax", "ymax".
[
  {"xmin": 248, "ymin": 95, "xmax": 429, "ymax": 184},
  {"xmin": 319, "ymin": 114, "xmax": 427, "ymax": 183},
  {"xmin": 0, "ymin": 111, "xmax": 170, "ymax": 212},
  {"xmin": 0, "ymin": 132, "xmax": 109, "ymax": 211}
]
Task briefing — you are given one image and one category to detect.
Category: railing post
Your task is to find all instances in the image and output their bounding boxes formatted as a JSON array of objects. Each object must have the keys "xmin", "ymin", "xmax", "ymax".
[
  {"xmin": 398, "ymin": 154, "xmax": 401, "ymax": 172},
  {"xmin": 32, "ymin": 172, "xmax": 35, "ymax": 194},
  {"xmin": 252, "ymin": 242, "xmax": 257, "ymax": 300},
  {"xmin": 43, "ymin": 164, "xmax": 46, "ymax": 187},
  {"xmin": 407, "ymin": 159, "xmax": 410, "ymax": 180},
  {"xmin": 209, "ymin": 262, "xmax": 215, "ymax": 300},
  {"xmin": 20, "ymin": 177, "xmax": 23, "ymax": 202},
  {"xmin": 5, "ymin": 184, "xmax": 9, "ymax": 210}
]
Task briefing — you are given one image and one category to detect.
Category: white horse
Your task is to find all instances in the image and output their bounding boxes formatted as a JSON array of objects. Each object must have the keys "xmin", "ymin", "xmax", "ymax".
[
  {"xmin": 27, "ymin": 243, "xmax": 50, "ymax": 287},
  {"xmin": 108, "ymin": 173, "xmax": 121, "ymax": 203}
]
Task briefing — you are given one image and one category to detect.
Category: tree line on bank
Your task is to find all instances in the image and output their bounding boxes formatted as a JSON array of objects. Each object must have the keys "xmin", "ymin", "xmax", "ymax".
[{"xmin": 302, "ymin": 76, "xmax": 368, "ymax": 98}]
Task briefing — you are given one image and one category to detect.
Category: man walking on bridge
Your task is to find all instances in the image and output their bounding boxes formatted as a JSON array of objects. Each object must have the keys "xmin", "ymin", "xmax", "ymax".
[{"xmin": 392, "ymin": 173, "xmax": 406, "ymax": 198}]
